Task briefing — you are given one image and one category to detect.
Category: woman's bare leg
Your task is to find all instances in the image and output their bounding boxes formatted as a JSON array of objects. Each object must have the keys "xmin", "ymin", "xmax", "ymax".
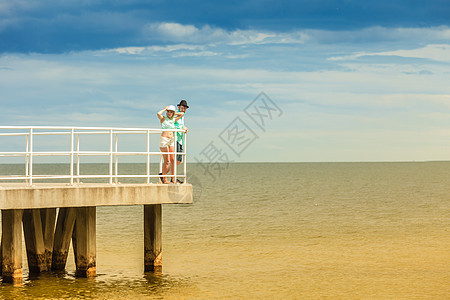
[
  {"xmin": 167, "ymin": 146, "xmax": 175, "ymax": 183},
  {"xmin": 160, "ymin": 147, "xmax": 170, "ymax": 183}
]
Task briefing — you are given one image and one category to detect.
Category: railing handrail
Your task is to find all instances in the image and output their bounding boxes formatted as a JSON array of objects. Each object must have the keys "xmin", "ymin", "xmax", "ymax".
[
  {"xmin": 0, "ymin": 126, "xmax": 187, "ymax": 185},
  {"xmin": 0, "ymin": 125, "xmax": 185, "ymax": 130}
]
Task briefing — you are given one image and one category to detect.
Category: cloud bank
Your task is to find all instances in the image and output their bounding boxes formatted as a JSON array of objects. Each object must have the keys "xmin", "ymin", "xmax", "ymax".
[
  {"xmin": 1, "ymin": 0, "xmax": 450, "ymax": 53},
  {"xmin": 1, "ymin": 2, "xmax": 449, "ymax": 162}
]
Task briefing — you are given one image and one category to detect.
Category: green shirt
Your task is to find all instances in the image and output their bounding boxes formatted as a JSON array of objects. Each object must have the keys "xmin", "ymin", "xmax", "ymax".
[{"xmin": 174, "ymin": 110, "xmax": 185, "ymax": 145}]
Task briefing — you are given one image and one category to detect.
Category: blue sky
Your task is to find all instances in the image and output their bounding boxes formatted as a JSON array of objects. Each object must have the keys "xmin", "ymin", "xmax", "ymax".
[{"xmin": 1, "ymin": 0, "xmax": 449, "ymax": 162}]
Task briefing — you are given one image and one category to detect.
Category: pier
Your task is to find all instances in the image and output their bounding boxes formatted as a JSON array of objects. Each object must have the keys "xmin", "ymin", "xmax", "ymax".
[{"xmin": 0, "ymin": 126, "xmax": 193, "ymax": 284}]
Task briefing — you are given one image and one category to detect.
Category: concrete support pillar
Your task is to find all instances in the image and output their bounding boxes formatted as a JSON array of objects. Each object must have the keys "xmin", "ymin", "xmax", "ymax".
[
  {"xmin": 72, "ymin": 221, "xmax": 77, "ymax": 267},
  {"xmin": 23, "ymin": 209, "xmax": 47, "ymax": 273},
  {"xmin": 52, "ymin": 207, "xmax": 76, "ymax": 270},
  {"xmin": 1, "ymin": 209, "xmax": 24, "ymax": 284},
  {"xmin": 74, "ymin": 206, "xmax": 96, "ymax": 277},
  {"xmin": 144, "ymin": 204, "xmax": 162, "ymax": 272},
  {"xmin": 40, "ymin": 208, "xmax": 56, "ymax": 270}
]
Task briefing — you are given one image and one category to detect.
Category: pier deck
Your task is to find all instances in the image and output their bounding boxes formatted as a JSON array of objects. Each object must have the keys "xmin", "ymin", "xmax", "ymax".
[{"xmin": 0, "ymin": 183, "xmax": 193, "ymax": 209}]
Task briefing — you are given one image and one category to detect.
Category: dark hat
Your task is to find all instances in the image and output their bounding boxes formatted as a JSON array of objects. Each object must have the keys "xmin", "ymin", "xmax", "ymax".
[{"xmin": 177, "ymin": 100, "xmax": 189, "ymax": 108}]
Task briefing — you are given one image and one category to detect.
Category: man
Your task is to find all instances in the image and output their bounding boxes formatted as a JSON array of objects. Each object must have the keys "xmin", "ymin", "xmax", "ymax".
[{"xmin": 174, "ymin": 99, "xmax": 189, "ymax": 182}]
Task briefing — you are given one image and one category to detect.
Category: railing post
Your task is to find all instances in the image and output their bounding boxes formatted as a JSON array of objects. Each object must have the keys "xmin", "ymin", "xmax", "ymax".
[
  {"xmin": 70, "ymin": 128, "xmax": 74, "ymax": 185},
  {"xmin": 109, "ymin": 129, "xmax": 113, "ymax": 184},
  {"xmin": 174, "ymin": 129, "xmax": 177, "ymax": 184},
  {"xmin": 159, "ymin": 156, "xmax": 163, "ymax": 179},
  {"xmin": 114, "ymin": 133, "xmax": 118, "ymax": 184},
  {"xmin": 29, "ymin": 128, "xmax": 33, "ymax": 186},
  {"xmin": 147, "ymin": 129, "xmax": 150, "ymax": 184},
  {"xmin": 183, "ymin": 131, "xmax": 187, "ymax": 184},
  {"xmin": 25, "ymin": 131, "xmax": 29, "ymax": 185},
  {"xmin": 76, "ymin": 133, "xmax": 80, "ymax": 184}
]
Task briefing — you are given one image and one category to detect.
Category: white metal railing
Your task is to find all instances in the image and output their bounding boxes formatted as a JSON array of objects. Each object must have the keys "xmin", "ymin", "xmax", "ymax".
[{"xmin": 0, "ymin": 126, "xmax": 187, "ymax": 185}]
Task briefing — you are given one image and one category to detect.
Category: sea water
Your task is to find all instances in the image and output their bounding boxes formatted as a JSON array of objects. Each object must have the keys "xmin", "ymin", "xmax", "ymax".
[{"xmin": 0, "ymin": 162, "xmax": 449, "ymax": 299}]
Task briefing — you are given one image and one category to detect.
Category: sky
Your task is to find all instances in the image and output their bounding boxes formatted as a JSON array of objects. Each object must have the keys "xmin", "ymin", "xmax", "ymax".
[{"xmin": 1, "ymin": 0, "xmax": 449, "ymax": 162}]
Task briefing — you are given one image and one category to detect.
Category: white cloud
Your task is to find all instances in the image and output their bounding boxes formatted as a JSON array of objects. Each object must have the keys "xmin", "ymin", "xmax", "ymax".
[
  {"xmin": 112, "ymin": 47, "xmax": 145, "ymax": 55},
  {"xmin": 142, "ymin": 22, "xmax": 308, "ymax": 45},
  {"xmin": 330, "ymin": 44, "xmax": 450, "ymax": 63},
  {"xmin": 143, "ymin": 22, "xmax": 219, "ymax": 43},
  {"xmin": 364, "ymin": 44, "xmax": 450, "ymax": 62},
  {"xmin": 102, "ymin": 44, "xmax": 219, "ymax": 57},
  {"xmin": 149, "ymin": 22, "xmax": 199, "ymax": 37},
  {"xmin": 141, "ymin": 22, "xmax": 450, "ymax": 48}
]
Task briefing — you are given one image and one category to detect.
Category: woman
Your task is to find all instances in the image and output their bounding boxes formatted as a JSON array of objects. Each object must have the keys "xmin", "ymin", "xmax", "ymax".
[{"xmin": 157, "ymin": 105, "xmax": 184, "ymax": 183}]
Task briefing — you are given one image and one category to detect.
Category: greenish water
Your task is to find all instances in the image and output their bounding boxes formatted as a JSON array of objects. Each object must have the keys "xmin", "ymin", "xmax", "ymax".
[{"xmin": 1, "ymin": 162, "xmax": 449, "ymax": 299}]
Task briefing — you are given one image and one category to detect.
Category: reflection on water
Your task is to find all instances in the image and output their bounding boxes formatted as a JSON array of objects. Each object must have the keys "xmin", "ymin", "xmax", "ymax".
[
  {"xmin": 1, "ymin": 162, "xmax": 449, "ymax": 298},
  {"xmin": 1, "ymin": 271, "xmax": 196, "ymax": 299}
]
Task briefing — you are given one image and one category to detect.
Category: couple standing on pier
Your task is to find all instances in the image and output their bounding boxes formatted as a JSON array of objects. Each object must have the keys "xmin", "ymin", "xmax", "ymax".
[{"xmin": 157, "ymin": 100, "xmax": 189, "ymax": 184}]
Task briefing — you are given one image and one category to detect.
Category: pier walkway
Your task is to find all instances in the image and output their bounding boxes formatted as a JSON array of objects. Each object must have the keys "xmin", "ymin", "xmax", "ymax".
[{"xmin": 0, "ymin": 126, "xmax": 193, "ymax": 284}]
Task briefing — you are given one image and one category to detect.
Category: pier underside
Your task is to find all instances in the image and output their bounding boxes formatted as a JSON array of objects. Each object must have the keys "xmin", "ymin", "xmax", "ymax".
[{"xmin": 0, "ymin": 183, "xmax": 193, "ymax": 284}]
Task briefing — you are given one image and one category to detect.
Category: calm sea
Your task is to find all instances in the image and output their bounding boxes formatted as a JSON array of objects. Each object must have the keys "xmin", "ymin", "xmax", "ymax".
[{"xmin": 1, "ymin": 162, "xmax": 449, "ymax": 299}]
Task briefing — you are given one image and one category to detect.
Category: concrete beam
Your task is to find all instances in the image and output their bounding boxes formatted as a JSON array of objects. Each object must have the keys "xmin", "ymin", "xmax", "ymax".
[{"xmin": 0, "ymin": 183, "xmax": 193, "ymax": 210}]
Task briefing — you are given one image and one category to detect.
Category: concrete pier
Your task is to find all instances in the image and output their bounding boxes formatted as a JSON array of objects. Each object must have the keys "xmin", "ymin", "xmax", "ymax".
[
  {"xmin": 144, "ymin": 204, "xmax": 162, "ymax": 272},
  {"xmin": 23, "ymin": 209, "xmax": 47, "ymax": 273},
  {"xmin": 52, "ymin": 207, "xmax": 76, "ymax": 271},
  {"xmin": 1, "ymin": 209, "xmax": 24, "ymax": 284},
  {"xmin": 41, "ymin": 208, "xmax": 57, "ymax": 270},
  {"xmin": 74, "ymin": 207, "xmax": 96, "ymax": 277},
  {"xmin": 0, "ymin": 183, "xmax": 193, "ymax": 283}
]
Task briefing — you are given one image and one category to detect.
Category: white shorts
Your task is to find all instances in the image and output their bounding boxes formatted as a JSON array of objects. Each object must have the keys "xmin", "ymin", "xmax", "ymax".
[{"xmin": 160, "ymin": 135, "xmax": 174, "ymax": 148}]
